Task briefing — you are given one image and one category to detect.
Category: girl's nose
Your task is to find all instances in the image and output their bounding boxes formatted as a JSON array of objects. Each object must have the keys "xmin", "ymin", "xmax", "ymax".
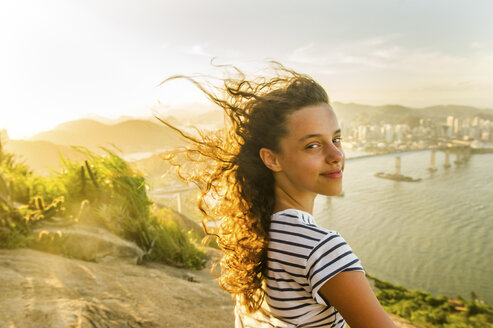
[{"xmin": 325, "ymin": 144, "xmax": 344, "ymax": 163}]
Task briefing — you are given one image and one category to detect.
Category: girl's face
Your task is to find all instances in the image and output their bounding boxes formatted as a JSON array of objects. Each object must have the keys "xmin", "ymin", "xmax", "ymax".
[{"xmin": 275, "ymin": 103, "xmax": 344, "ymax": 198}]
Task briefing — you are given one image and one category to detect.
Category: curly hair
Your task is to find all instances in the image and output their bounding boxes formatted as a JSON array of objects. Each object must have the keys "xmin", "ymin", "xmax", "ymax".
[{"xmin": 156, "ymin": 62, "xmax": 329, "ymax": 313}]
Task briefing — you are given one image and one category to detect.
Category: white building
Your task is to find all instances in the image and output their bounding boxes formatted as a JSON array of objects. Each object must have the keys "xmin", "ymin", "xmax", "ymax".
[
  {"xmin": 446, "ymin": 116, "xmax": 454, "ymax": 127},
  {"xmin": 384, "ymin": 124, "xmax": 394, "ymax": 143}
]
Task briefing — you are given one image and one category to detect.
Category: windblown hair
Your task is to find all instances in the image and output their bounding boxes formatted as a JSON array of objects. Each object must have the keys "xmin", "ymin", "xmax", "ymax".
[{"xmin": 157, "ymin": 62, "xmax": 329, "ymax": 313}]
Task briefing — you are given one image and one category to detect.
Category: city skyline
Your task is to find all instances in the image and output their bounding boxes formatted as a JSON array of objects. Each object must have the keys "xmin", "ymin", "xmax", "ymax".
[{"xmin": 2, "ymin": 0, "xmax": 492, "ymax": 139}]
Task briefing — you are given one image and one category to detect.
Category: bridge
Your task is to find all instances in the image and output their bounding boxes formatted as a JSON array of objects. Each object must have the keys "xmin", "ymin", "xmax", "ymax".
[
  {"xmin": 375, "ymin": 142, "xmax": 473, "ymax": 182},
  {"xmin": 428, "ymin": 140, "xmax": 472, "ymax": 170}
]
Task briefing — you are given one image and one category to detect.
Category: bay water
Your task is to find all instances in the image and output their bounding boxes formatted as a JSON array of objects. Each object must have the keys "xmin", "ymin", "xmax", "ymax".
[{"xmin": 314, "ymin": 150, "xmax": 493, "ymax": 303}]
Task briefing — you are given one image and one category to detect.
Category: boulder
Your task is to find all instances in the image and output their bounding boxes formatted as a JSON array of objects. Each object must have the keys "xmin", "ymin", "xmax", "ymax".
[{"xmin": 30, "ymin": 224, "xmax": 144, "ymax": 264}]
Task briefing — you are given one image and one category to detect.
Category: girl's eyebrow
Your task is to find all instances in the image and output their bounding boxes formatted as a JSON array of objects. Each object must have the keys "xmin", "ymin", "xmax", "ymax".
[{"xmin": 298, "ymin": 129, "xmax": 341, "ymax": 143}]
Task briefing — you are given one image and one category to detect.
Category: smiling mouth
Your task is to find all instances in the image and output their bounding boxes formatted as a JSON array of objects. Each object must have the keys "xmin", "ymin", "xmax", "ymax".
[{"xmin": 320, "ymin": 170, "xmax": 343, "ymax": 178}]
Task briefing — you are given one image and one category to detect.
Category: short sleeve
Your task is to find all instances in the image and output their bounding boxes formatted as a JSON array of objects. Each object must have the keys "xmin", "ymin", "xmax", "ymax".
[{"xmin": 306, "ymin": 232, "xmax": 364, "ymax": 305}]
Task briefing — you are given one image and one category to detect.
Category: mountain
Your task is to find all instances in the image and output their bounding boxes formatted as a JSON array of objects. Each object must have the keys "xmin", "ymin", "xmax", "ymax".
[
  {"xmin": 30, "ymin": 119, "xmax": 188, "ymax": 154},
  {"xmin": 153, "ymin": 103, "xmax": 225, "ymax": 129},
  {"xmin": 418, "ymin": 105, "xmax": 485, "ymax": 119},
  {"xmin": 332, "ymin": 102, "xmax": 493, "ymax": 125},
  {"xmin": 186, "ymin": 110, "xmax": 225, "ymax": 129},
  {"xmin": 7, "ymin": 116, "xmax": 210, "ymax": 175},
  {"xmin": 3, "ymin": 139, "xmax": 89, "ymax": 175},
  {"xmin": 83, "ymin": 113, "xmax": 153, "ymax": 125}
]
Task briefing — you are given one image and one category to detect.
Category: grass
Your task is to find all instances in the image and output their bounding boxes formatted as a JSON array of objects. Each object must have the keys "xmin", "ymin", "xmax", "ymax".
[
  {"xmin": 0, "ymin": 141, "xmax": 207, "ymax": 269},
  {"xmin": 370, "ymin": 274, "xmax": 493, "ymax": 327}
]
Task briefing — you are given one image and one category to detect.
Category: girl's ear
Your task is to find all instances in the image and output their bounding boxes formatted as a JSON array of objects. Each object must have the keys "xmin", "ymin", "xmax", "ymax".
[{"xmin": 259, "ymin": 148, "xmax": 282, "ymax": 172}]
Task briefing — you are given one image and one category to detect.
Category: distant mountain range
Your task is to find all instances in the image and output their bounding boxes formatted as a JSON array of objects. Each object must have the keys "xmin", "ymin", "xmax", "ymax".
[
  {"xmin": 4, "ymin": 103, "xmax": 492, "ymax": 175},
  {"xmin": 331, "ymin": 102, "xmax": 493, "ymax": 125}
]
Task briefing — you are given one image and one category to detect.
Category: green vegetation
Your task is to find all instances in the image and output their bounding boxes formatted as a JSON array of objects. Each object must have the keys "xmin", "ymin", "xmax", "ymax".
[
  {"xmin": 0, "ymin": 140, "xmax": 206, "ymax": 269},
  {"xmin": 57, "ymin": 147, "xmax": 207, "ymax": 268},
  {"xmin": 0, "ymin": 141, "xmax": 68, "ymax": 248},
  {"xmin": 371, "ymin": 275, "xmax": 493, "ymax": 327}
]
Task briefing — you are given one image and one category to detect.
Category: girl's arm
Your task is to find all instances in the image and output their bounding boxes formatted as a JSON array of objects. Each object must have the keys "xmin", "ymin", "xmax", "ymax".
[{"xmin": 318, "ymin": 271, "xmax": 396, "ymax": 328}]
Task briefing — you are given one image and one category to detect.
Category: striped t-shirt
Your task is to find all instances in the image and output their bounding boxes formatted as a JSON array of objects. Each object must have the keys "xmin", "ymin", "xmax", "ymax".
[{"xmin": 235, "ymin": 209, "xmax": 364, "ymax": 328}]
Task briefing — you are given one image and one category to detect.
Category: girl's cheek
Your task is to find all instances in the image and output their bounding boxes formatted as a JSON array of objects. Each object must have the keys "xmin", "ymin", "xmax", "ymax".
[{"xmin": 303, "ymin": 159, "xmax": 321, "ymax": 171}]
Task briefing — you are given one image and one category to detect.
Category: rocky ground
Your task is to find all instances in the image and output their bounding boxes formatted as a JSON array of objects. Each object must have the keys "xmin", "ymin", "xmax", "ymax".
[
  {"xmin": 0, "ymin": 226, "xmax": 420, "ymax": 327},
  {"xmin": 0, "ymin": 248, "xmax": 234, "ymax": 328}
]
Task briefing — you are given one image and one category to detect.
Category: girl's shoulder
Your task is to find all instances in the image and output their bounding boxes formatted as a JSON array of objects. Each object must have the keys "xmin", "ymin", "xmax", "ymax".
[
  {"xmin": 270, "ymin": 208, "xmax": 337, "ymax": 236},
  {"xmin": 269, "ymin": 208, "xmax": 344, "ymax": 254}
]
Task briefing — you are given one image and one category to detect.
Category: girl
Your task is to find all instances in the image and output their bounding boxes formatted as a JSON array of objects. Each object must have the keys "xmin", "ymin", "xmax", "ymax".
[{"xmin": 158, "ymin": 63, "xmax": 395, "ymax": 327}]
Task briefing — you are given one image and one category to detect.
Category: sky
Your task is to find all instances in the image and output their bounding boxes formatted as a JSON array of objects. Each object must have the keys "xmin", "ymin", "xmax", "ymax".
[{"xmin": 1, "ymin": 0, "xmax": 492, "ymax": 139}]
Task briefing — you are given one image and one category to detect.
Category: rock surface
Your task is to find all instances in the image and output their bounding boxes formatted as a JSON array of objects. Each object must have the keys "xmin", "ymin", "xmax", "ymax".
[
  {"xmin": 30, "ymin": 224, "xmax": 145, "ymax": 264},
  {"xmin": 0, "ymin": 248, "xmax": 234, "ymax": 328},
  {"xmin": 0, "ymin": 248, "xmax": 420, "ymax": 328}
]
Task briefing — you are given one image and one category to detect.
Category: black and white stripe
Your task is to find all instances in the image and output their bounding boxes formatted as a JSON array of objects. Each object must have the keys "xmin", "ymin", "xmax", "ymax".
[{"xmin": 263, "ymin": 209, "xmax": 364, "ymax": 327}]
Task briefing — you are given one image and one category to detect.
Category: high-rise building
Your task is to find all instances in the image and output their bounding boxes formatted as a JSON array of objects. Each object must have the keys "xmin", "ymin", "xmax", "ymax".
[
  {"xmin": 358, "ymin": 125, "xmax": 368, "ymax": 140},
  {"xmin": 453, "ymin": 118, "xmax": 460, "ymax": 135},
  {"xmin": 384, "ymin": 124, "xmax": 394, "ymax": 143},
  {"xmin": 395, "ymin": 124, "xmax": 408, "ymax": 141},
  {"xmin": 472, "ymin": 116, "xmax": 479, "ymax": 126}
]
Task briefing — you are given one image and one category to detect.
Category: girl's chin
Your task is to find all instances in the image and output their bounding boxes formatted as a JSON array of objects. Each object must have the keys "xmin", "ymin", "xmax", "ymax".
[{"xmin": 318, "ymin": 187, "xmax": 343, "ymax": 197}]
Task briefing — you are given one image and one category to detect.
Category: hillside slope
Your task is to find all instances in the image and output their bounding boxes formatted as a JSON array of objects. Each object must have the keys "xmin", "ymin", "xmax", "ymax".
[
  {"xmin": 30, "ymin": 119, "xmax": 187, "ymax": 154},
  {"xmin": 4, "ymin": 139, "xmax": 90, "ymax": 174}
]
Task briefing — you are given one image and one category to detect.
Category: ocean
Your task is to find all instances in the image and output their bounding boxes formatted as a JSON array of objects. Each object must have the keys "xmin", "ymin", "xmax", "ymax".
[{"xmin": 314, "ymin": 150, "xmax": 493, "ymax": 303}]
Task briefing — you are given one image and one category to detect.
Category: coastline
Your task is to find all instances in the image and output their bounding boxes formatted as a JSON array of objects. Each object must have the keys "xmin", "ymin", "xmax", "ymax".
[
  {"xmin": 346, "ymin": 146, "xmax": 493, "ymax": 161},
  {"xmin": 345, "ymin": 148, "xmax": 430, "ymax": 161}
]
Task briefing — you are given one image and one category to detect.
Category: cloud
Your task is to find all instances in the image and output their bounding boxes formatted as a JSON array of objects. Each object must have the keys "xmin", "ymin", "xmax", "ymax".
[
  {"xmin": 287, "ymin": 35, "xmax": 492, "ymax": 80},
  {"xmin": 412, "ymin": 81, "xmax": 479, "ymax": 92},
  {"xmin": 287, "ymin": 35, "xmax": 406, "ymax": 71},
  {"xmin": 178, "ymin": 43, "xmax": 241, "ymax": 62},
  {"xmin": 283, "ymin": 35, "xmax": 493, "ymax": 108},
  {"xmin": 470, "ymin": 42, "xmax": 485, "ymax": 49},
  {"xmin": 186, "ymin": 44, "xmax": 213, "ymax": 57}
]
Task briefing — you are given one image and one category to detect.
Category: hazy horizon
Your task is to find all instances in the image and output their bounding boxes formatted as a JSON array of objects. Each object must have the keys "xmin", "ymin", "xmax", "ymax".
[
  {"xmin": 2, "ymin": 89, "xmax": 491, "ymax": 140},
  {"xmin": 2, "ymin": 101, "xmax": 492, "ymax": 141}
]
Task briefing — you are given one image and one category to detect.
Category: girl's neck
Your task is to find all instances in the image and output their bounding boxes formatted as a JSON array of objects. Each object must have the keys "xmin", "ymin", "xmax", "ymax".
[{"xmin": 273, "ymin": 185, "xmax": 316, "ymax": 215}]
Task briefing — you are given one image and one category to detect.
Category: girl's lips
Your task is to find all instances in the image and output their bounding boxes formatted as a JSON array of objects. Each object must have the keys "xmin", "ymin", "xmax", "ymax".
[{"xmin": 321, "ymin": 170, "xmax": 343, "ymax": 178}]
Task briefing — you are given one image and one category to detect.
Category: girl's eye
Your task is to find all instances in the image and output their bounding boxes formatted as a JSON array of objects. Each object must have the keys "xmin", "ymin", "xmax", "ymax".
[
  {"xmin": 306, "ymin": 143, "xmax": 320, "ymax": 149},
  {"xmin": 333, "ymin": 137, "xmax": 342, "ymax": 144}
]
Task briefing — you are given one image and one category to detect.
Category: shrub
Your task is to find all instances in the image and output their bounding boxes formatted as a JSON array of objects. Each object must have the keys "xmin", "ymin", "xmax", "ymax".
[
  {"xmin": 1, "ymin": 143, "xmax": 207, "ymax": 269},
  {"xmin": 53, "ymin": 148, "xmax": 207, "ymax": 269},
  {"xmin": 371, "ymin": 275, "xmax": 493, "ymax": 328}
]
